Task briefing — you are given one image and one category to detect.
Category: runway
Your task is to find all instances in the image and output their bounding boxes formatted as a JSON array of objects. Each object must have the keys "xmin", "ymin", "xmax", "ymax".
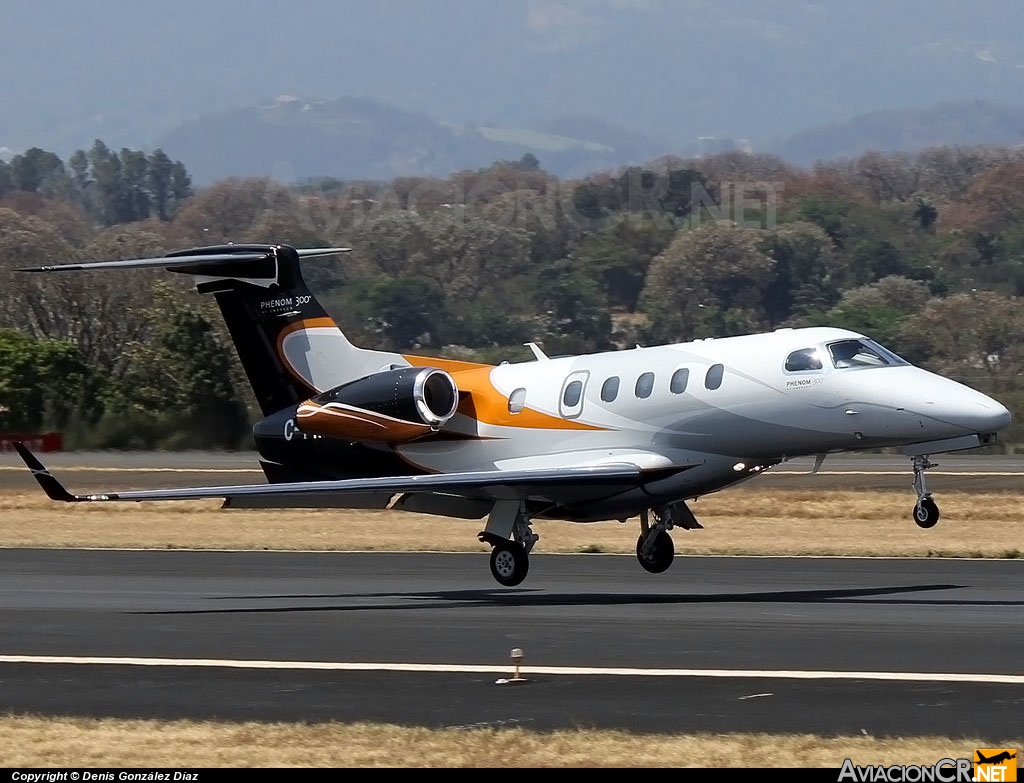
[
  {"xmin": 0, "ymin": 549, "xmax": 1021, "ymax": 739},
  {"xmin": 1, "ymin": 450, "xmax": 1022, "ymax": 491}
]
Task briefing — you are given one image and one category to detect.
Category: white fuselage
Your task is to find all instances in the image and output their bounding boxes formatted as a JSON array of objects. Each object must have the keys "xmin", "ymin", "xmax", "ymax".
[{"xmin": 393, "ymin": 327, "xmax": 1011, "ymax": 517}]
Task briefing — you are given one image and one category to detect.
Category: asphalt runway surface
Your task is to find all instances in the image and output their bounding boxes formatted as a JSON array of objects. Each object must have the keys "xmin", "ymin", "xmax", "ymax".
[
  {"xmin": 0, "ymin": 549, "xmax": 1021, "ymax": 739},
  {"xmin": 0, "ymin": 450, "xmax": 1023, "ymax": 491}
]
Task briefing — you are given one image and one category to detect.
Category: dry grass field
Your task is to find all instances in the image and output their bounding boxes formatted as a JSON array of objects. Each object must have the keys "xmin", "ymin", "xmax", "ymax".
[
  {"xmin": 0, "ymin": 716, "xmax": 1017, "ymax": 768},
  {"xmin": 0, "ymin": 488, "xmax": 1019, "ymax": 558}
]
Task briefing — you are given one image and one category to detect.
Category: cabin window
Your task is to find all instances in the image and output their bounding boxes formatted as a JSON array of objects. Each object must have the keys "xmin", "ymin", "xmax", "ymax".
[
  {"xmin": 670, "ymin": 368, "xmax": 689, "ymax": 394},
  {"xmin": 635, "ymin": 372, "xmax": 655, "ymax": 399},
  {"xmin": 785, "ymin": 348, "xmax": 823, "ymax": 372},
  {"xmin": 559, "ymin": 370, "xmax": 589, "ymax": 418},
  {"xmin": 704, "ymin": 363, "xmax": 724, "ymax": 390},
  {"xmin": 562, "ymin": 380, "xmax": 583, "ymax": 408},
  {"xmin": 601, "ymin": 376, "xmax": 620, "ymax": 402},
  {"xmin": 508, "ymin": 387, "xmax": 526, "ymax": 414}
]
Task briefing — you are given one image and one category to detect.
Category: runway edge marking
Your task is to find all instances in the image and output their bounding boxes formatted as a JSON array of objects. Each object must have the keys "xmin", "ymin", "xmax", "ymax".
[{"xmin": 1, "ymin": 655, "xmax": 1022, "ymax": 684}]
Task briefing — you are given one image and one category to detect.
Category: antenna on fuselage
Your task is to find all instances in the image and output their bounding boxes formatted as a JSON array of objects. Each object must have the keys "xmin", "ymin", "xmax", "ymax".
[
  {"xmin": 524, "ymin": 342, "xmax": 549, "ymax": 361},
  {"xmin": 811, "ymin": 453, "xmax": 827, "ymax": 474}
]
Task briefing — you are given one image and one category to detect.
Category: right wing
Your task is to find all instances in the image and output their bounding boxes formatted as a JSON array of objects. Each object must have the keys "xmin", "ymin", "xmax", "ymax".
[{"xmin": 14, "ymin": 442, "xmax": 683, "ymax": 506}]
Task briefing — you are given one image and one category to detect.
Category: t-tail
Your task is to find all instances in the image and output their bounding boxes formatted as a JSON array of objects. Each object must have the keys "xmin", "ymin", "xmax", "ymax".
[{"xmin": 19, "ymin": 244, "xmax": 408, "ymax": 415}]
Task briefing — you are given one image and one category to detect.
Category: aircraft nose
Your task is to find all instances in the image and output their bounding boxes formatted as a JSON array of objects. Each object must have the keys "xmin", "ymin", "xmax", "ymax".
[
  {"xmin": 919, "ymin": 382, "xmax": 1012, "ymax": 434},
  {"xmin": 980, "ymin": 398, "xmax": 1012, "ymax": 432}
]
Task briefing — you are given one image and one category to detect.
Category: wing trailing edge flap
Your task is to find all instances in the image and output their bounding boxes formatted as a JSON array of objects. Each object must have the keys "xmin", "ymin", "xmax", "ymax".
[{"xmin": 13, "ymin": 442, "xmax": 685, "ymax": 506}]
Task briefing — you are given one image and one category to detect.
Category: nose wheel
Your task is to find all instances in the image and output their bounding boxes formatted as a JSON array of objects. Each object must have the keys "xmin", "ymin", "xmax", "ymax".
[
  {"xmin": 635, "ymin": 502, "xmax": 701, "ymax": 574},
  {"xmin": 636, "ymin": 530, "xmax": 674, "ymax": 573},
  {"xmin": 913, "ymin": 497, "xmax": 940, "ymax": 529},
  {"xmin": 911, "ymin": 455, "xmax": 941, "ymax": 528}
]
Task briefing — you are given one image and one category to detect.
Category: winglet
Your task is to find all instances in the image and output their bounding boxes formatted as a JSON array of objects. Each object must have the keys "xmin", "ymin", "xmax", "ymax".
[{"xmin": 12, "ymin": 442, "xmax": 78, "ymax": 502}]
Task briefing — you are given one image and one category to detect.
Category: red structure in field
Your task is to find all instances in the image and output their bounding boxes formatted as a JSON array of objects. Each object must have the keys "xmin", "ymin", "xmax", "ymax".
[{"xmin": 0, "ymin": 433, "xmax": 63, "ymax": 452}]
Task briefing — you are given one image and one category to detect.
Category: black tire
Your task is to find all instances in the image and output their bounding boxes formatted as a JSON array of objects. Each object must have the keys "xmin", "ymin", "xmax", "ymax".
[
  {"xmin": 636, "ymin": 531, "xmax": 675, "ymax": 574},
  {"xmin": 489, "ymin": 540, "xmax": 529, "ymax": 587},
  {"xmin": 913, "ymin": 497, "xmax": 940, "ymax": 529}
]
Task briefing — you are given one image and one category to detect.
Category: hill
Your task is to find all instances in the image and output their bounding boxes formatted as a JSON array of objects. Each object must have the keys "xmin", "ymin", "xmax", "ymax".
[
  {"xmin": 156, "ymin": 96, "xmax": 661, "ymax": 183},
  {"xmin": 771, "ymin": 101, "xmax": 1024, "ymax": 164}
]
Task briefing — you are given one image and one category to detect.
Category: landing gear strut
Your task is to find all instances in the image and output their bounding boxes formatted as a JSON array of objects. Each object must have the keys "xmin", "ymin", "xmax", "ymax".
[
  {"xmin": 478, "ymin": 500, "xmax": 538, "ymax": 586},
  {"xmin": 635, "ymin": 501, "xmax": 702, "ymax": 574},
  {"xmin": 911, "ymin": 455, "xmax": 940, "ymax": 529}
]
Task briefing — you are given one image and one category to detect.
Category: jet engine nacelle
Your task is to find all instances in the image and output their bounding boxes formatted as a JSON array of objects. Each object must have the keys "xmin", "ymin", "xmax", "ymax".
[{"xmin": 295, "ymin": 367, "xmax": 459, "ymax": 443}]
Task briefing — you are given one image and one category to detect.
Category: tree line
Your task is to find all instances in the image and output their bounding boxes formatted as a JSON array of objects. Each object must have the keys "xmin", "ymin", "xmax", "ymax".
[{"xmin": 1, "ymin": 143, "xmax": 1023, "ymax": 449}]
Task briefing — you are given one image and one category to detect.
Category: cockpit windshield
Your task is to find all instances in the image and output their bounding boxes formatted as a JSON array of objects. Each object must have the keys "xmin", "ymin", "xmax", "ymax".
[{"xmin": 827, "ymin": 338, "xmax": 909, "ymax": 369}]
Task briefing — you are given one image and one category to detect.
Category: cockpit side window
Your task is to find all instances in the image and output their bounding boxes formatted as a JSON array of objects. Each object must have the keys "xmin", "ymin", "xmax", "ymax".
[
  {"xmin": 828, "ymin": 339, "xmax": 893, "ymax": 369},
  {"xmin": 785, "ymin": 348, "xmax": 823, "ymax": 372}
]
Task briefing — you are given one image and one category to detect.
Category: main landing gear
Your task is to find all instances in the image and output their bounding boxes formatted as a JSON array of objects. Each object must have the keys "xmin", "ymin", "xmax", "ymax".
[
  {"xmin": 636, "ymin": 501, "xmax": 702, "ymax": 574},
  {"xmin": 911, "ymin": 455, "xmax": 940, "ymax": 529},
  {"xmin": 478, "ymin": 500, "xmax": 539, "ymax": 587}
]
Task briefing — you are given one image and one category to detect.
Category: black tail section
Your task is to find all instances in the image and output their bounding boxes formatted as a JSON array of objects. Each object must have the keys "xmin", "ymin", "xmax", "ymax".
[
  {"xmin": 20, "ymin": 243, "xmax": 408, "ymax": 417},
  {"xmin": 179, "ymin": 244, "xmax": 328, "ymax": 415}
]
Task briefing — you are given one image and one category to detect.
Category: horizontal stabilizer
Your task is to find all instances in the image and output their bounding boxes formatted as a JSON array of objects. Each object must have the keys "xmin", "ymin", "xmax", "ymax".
[{"xmin": 16, "ymin": 246, "xmax": 350, "ymax": 273}]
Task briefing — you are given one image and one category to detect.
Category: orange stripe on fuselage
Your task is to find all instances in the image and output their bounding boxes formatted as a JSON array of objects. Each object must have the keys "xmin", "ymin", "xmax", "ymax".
[
  {"xmin": 444, "ymin": 365, "xmax": 603, "ymax": 431},
  {"xmin": 403, "ymin": 354, "xmax": 493, "ymax": 373}
]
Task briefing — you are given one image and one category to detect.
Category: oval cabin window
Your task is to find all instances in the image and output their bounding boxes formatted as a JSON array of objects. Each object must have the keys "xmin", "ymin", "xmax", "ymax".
[
  {"xmin": 508, "ymin": 387, "xmax": 527, "ymax": 414},
  {"xmin": 670, "ymin": 368, "xmax": 689, "ymax": 394},
  {"xmin": 601, "ymin": 376, "xmax": 620, "ymax": 402},
  {"xmin": 562, "ymin": 380, "xmax": 583, "ymax": 408},
  {"xmin": 704, "ymin": 363, "xmax": 724, "ymax": 390},
  {"xmin": 635, "ymin": 372, "xmax": 655, "ymax": 399}
]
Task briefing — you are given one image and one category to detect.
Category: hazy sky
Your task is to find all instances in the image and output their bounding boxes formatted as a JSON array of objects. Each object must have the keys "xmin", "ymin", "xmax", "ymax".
[{"xmin": 2, "ymin": 0, "xmax": 1023, "ymax": 155}]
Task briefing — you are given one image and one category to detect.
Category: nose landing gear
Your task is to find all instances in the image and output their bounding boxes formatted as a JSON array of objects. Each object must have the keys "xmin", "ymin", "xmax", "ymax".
[
  {"xmin": 636, "ymin": 501, "xmax": 702, "ymax": 574},
  {"xmin": 911, "ymin": 455, "xmax": 940, "ymax": 528}
]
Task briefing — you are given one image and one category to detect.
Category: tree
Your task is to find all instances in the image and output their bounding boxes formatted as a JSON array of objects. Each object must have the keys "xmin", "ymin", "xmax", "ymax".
[
  {"xmin": 0, "ymin": 328, "xmax": 85, "ymax": 432},
  {"xmin": 365, "ymin": 275, "xmax": 448, "ymax": 350},
  {"xmin": 0, "ymin": 160, "xmax": 12, "ymax": 198},
  {"xmin": 412, "ymin": 206, "xmax": 531, "ymax": 301},
  {"xmin": 898, "ymin": 291, "xmax": 1024, "ymax": 395},
  {"xmin": 171, "ymin": 178, "xmax": 279, "ymax": 244},
  {"xmin": 98, "ymin": 283, "xmax": 249, "ymax": 449},
  {"xmin": 639, "ymin": 223, "xmax": 775, "ymax": 342},
  {"xmin": 68, "ymin": 149, "xmax": 91, "ymax": 198},
  {"xmin": 825, "ymin": 276, "xmax": 931, "ymax": 348},
  {"xmin": 117, "ymin": 148, "xmax": 151, "ymax": 222},
  {"xmin": 147, "ymin": 149, "xmax": 174, "ymax": 220},
  {"xmin": 760, "ymin": 222, "xmax": 840, "ymax": 326},
  {"xmin": 88, "ymin": 140, "xmax": 122, "ymax": 226},
  {"xmin": 571, "ymin": 220, "xmax": 672, "ymax": 312},
  {"xmin": 954, "ymin": 159, "xmax": 1024, "ymax": 234},
  {"xmin": 533, "ymin": 259, "xmax": 612, "ymax": 354},
  {"xmin": 481, "ymin": 188, "xmax": 583, "ymax": 265},
  {"xmin": 8, "ymin": 148, "xmax": 68, "ymax": 196},
  {"xmin": 913, "ymin": 198, "xmax": 938, "ymax": 231},
  {"xmin": 515, "ymin": 153, "xmax": 540, "ymax": 171}
]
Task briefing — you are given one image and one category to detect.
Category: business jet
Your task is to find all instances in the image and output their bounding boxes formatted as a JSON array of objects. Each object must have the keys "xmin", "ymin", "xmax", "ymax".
[{"xmin": 14, "ymin": 244, "xmax": 1012, "ymax": 586}]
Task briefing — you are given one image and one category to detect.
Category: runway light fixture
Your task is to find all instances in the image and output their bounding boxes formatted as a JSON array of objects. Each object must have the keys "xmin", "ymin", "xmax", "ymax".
[
  {"xmin": 496, "ymin": 647, "xmax": 528, "ymax": 685},
  {"xmin": 733, "ymin": 462, "xmax": 746, "ymax": 472},
  {"xmin": 511, "ymin": 647, "xmax": 524, "ymax": 679}
]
